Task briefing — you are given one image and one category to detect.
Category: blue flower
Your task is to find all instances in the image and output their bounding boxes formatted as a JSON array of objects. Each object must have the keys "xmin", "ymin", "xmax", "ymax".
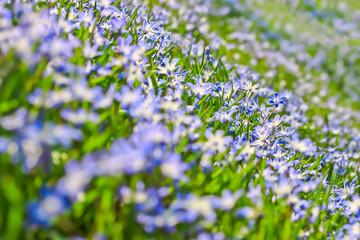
[
  {"xmin": 267, "ymin": 93, "xmax": 286, "ymax": 108},
  {"xmin": 28, "ymin": 188, "xmax": 68, "ymax": 225},
  {"xmin": 333, "ymin": 180, "xmax": 359, "ymax": 201}
]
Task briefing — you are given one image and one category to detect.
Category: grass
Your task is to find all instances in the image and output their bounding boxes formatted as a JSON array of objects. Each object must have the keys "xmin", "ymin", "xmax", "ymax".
[{"xmin": 0, "ymin": 0, "xmax": 359, "ymax": 239}]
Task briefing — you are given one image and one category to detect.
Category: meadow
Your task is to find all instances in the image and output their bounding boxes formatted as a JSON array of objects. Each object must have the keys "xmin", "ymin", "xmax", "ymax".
[{"xmin": 0, "ymin": 0, "xmax": 360, "ymax": 239}]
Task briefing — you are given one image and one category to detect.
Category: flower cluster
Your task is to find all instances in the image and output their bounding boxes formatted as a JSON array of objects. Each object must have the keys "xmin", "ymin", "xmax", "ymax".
[{"xmin": 0, "ymin": 0, "xmax": 360, "ymax": 239}]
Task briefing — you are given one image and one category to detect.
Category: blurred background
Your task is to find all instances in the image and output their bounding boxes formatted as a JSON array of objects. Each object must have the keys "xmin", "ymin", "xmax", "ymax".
[{"xmin": 164, "ymin": 0, "xmax": 360, "ymax": 119}]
